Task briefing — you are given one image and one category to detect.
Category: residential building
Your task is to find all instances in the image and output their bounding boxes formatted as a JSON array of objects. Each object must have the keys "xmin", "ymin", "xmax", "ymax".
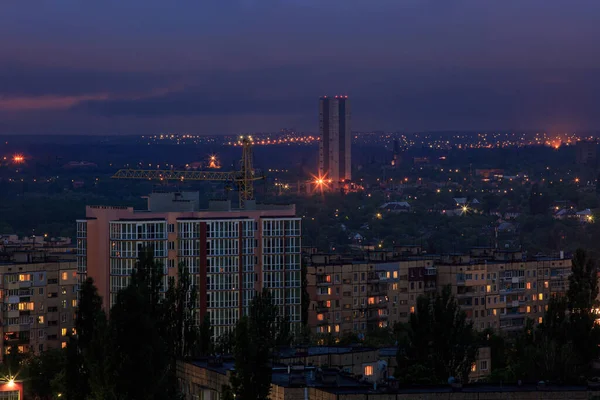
[
  {"xmin": 306, "ymin": 248, "xmax": 437, "ymax": 337},
  {"xmin": 576, "ymin": 140, "xmax": 597, "ymax": 167},
  {"xmin": 177, "ymin": 357, "xmax": 590, "ymax": 400},
  {"xmin": 437, "ymin": 250, "xmax": 571, "ymax": 332},
  {"xmin": 319, "ymin": 96, "xmax": 351, "ymax": 186},
  {"xmin": 77, "ymin": 191, "xmax": 301, "ymax": 337},
  {"xmin": 306, "ymin": 247, "xmax": 571, "ymax": 337},
  {"xmin": 0, "ymin": 249, "xmax": 78, "ymax": 359}
]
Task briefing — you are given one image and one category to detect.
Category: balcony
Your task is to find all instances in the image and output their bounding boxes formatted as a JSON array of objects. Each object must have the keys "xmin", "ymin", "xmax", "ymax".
[
  {"xmin": 367, "ymin": 301, "xmax": 388, "ymax": 309},
  {"xmin": 368, "ymin": 313, "xmax": 388, "ymax": 321}
]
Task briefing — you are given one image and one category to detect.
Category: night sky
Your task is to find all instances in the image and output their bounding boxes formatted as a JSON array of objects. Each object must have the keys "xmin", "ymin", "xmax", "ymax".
[{"xmin": 2, "ymin": 0, "xmax": 600, "ymax": 135}]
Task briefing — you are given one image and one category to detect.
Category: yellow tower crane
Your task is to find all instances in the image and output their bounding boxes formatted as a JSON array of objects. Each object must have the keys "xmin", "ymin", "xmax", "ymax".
[{"xmin": 112, "ymin": 136, "xmax": 264, "ymax": 208}]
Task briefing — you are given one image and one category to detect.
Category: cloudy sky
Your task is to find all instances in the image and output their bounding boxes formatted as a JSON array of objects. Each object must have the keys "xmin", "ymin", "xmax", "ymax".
[{"xmin": 1, "ymin": 0, "xmax": 600, "ymax": 135}]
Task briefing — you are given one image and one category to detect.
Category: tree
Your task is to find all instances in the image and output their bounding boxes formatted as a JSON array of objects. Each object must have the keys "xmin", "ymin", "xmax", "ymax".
[
  {"xmin": 231, "ymin": 289, "xmax": 281, "ymax": 400},
  {"xmin": 396, "ymin": 286, "xmax": 478, "ymax": 383},
  {"xmin": 102, "ymin": 247, "xmax": 173, "ymax": 399},
  {"xmin": 165, "ymin": 262, "xmax": 199, "ymax": 359},
  {"xmin": 65, "ymin": 277, "xmax": 107, "ymax": 400},
  {"xmin": 567, "ymin": 249, "xmax": 600, "ymax": 374},
  {"xmin": 197, "ymin": 315, "xmax": 213, "ymax": 357},
  {"xmin": 27, "ymin": 349, "xmax": 66, "ymax": 399}
]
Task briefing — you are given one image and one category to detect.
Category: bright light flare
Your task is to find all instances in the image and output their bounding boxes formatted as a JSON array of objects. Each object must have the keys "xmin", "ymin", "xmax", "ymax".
[{"xmin": 12, "ymin": 154, "xmax": 24, "ymax": 164}]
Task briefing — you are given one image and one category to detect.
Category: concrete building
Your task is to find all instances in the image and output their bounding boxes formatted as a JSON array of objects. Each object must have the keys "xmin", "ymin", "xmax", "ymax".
[
  {"xmin": 306, "ymin": 247, "xmax": 571, "ymax": 337},
  {"xmin": 319, "ymin": 96, "xmax": 351, "ymax": 186},
  {"xmin": 0, "ymin": 249, "xmax": 78, "ymax": 359},
  {"xmin": 306, "ymin": 248, "xmax": 437, "ymax": 337},
  {"xmin": 77, "ymin": 191, "xmax": 301, "ymax": 337},
  {"xmin": 576, "ymin": 140, "xmax": 597, "ymax": 167},
  {"xmin": 177, "ymin": 357, "xmax": 590, "ymax": 400}
]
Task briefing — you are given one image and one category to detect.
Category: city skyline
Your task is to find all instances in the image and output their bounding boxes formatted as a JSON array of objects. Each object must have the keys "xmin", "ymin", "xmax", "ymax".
[{"xmin": 2, "ymin": 1, "xmax": 600, "ymax": 135}]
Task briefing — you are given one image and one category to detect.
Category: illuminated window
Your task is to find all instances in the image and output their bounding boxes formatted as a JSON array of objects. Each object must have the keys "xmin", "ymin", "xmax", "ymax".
[
  {"xmin": 325, "ymin": 275, "xmax": 331, "ymax": 283},
  {"xmin": 335, "ymin": 325, "xmax": 340, "ymax": 333},
  {"xmin": 368, "ymin": 297, "xmax": 375, "ymax": 305},
  {"xmin": 72, "ymin": 328, "xmax": 77, "ymax": 335},
  {"xmin": 392, "ymin": 283, "xmax": 398, "ymax": 290},
  {"xmin": 38, "ymin": 316, "xmax": 44, "ymax": 324},
  {"xmin": 317, "ymin": 314, "xmax": 324, "ymax": 321},
  {"xmin": 486, "ymin": 285, "xmax": 491, "ymax": 293},
  {"xmin": 526, "ymin": 282, "xmax": 531, "ymax": 289},
  {"xmin": 364, "ymin": 366, "xmax": 374, "ymax": 376},
  {"xmin": 471, "ymin": 363, "xmax": 477, "ymax": 372},
  {"xmin": 492, "ymin": 309, "xmax": 497, "ymax": 316},
  {"xmin": 61, "ymin": 328, "xmax": 67, "ymax": 336},
  {"xmin": 544, "ymin": 281, "xmax": 549, "ymax": 289},
  {"xmin": 393, "ymin": 271, "xmax": 398, "ymax": 279},
  {"xmin": 538, "ymin": 317, "xmax": 543, "ymax": 324},
  {"xmin": 19, "ymin": 274, "xmax": 32, "ymax": 281},
  {"xmin": 410, "ymin": 306, "xmax": 415, "ymax": 314},
  {"xmin": 72, "ymin": 299, "xmax": 78, "ymax": 307},
  {"xmin": 327, "ymin": 325, "xmax": 331, "ymax": 333},
  {"xmin": 326, "ymin": 300, "xmax": 331, "ymax": 308},
  {"xmin": 327, "ymin": 288, "xmax": 331, "ymax": 295},
  {"xmin": 61, "ymin": 272, "xmax": 68, "ymax": 281},
  {"xmin": 538, "ymin": 293, "xmax": 543, "ymax": 301},
  {"xmin": 62, "ymin": 342, "xmax": 67, "ymax": 349},
  {"xmin": 526, "ymin": 306, "xmax": 531, "ymax": 313}
]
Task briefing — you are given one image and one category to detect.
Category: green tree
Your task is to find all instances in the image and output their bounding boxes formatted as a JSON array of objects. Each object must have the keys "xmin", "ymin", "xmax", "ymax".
[
  {"xmin": 197, "ymin": 315, "xmax": 213, "ymax": 357},
  {"xmin": 27, "ymin": 349, "xmax": 66, "ymax": 399},
  {"xmin": 65, "ymin": 277, "xmax": 107, "ymax": 400},
  {"xmin": 396, "ymin": 286, "xmax": 478, "ymax": 383},
  {"xmin": 231, "ymin": 289, "xmax": 281, "ymax": 400},
  {"xmin": 103, "ymin": 247, "xmax": 173, "ymax": 399},
  {"xmin": 567, "ymin": 249, "xmax": 600, "ymax": 375}
]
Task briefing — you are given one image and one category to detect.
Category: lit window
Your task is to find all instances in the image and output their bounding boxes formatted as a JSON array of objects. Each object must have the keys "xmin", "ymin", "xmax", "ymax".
[
  {"xmin": 471, "ymin": 363, "xmax": 477, "ymax": 372},
  {"xmin": 538, "ymin": 293, "xmax": 543, "ymax": 301},
  {"xmin": 327, "ymin": 288, "xmax": 331, "ymax": 295},
  {"xmin": 538, "ymin": 317, "xmax": 543, "ymax": 324},
  {"xmin": 364, "ymin": 366, "xmax": 373, "ymax": 376},
  {"xmin": 61, "ymin": 342, "xmax": 67, "ymax": 349},
  {"xmin": 368, "ymin": 297, "xmax": 375, "ymax": 305},
  {"xmin": 492, "ymin": 309, "xmax": 497, "ymax": 316},
  {"xmin": 393, "ymin": 271, "xmax": 398, "ymax": 279},
  {"xmin": 410, "ymin": 306, "xmax": 415, "ymax": 314},
  {"xmin": 317, "ymin": 314, "xmax": 324, "ymax": 321},
  {"xmin": 526, "ymin": 282, "xmax": 531, "ymax": 289},
  {"xmin": 486, "ymin": 285, "xmax": 491, "ymax": 293},
  {"xmin": 61, "ymin": 328, "xmax": 67, "ymax": 336},
  {"xmin": 544, "ymin": 281, "xmax": 549, "ymax": 289},
  {"xmin": 326, "ymin": 300, "xmax": 331, "ymax": 308},
  {"xmin": 38, "ymin": 316, "xmax": 44, "ymax": 324},
  {"xmin": 72, "ymin": 299, "xmax": 77, "ymax": 307},
  {"xmin": 526, "ymin": 306, "xmax": 531, "ymax": 313},
  {"xmin": 335, "ymin": 325, "xmax": 340, "ymax": 333},
  {"xmin": 61, "ymin": 272, "xmax": 68, "ymax": 281}
]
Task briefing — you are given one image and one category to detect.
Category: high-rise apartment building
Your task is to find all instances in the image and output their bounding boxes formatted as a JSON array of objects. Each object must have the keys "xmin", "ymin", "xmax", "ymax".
[
  {"xmin": 0, "ymin": 249, "xmax": 78, "ymax": 359},
  {"xmin": 319, "ymin": 96, "xmax": 351, "ymax": 186},
  {"xmin": 77, "ymin": 192, "xmax": 301, "ymax": 337}
]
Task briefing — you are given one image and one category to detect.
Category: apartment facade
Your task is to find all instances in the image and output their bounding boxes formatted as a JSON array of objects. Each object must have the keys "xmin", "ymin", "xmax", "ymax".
[
  {"xmin": 77, "ymin": 192, "xmax": 301, "ymax": 337},
  {"xmin": 306, "ymin": 248, "xmax": 437, "ymax": 337},
  {"xmin": 0, "ymin": 250, "xmax": 78, "ymax": 359},
  {"xmin": 306, "ymin": 247, "xmax": 571, "ymax": 337}
]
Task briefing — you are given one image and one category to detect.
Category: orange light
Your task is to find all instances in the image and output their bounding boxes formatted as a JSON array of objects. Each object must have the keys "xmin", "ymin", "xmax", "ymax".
[{"xmin": 12, "ymin": 154, "xmax": 24, "ymax": 164}]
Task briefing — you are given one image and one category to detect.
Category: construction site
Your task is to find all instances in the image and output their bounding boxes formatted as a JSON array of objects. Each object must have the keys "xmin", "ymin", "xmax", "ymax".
[{"xmin": 111, "ymin": 136, "xmax": 266, "ymax": 209}]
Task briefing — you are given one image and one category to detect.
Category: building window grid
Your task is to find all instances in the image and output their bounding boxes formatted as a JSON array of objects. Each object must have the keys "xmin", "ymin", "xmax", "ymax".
[{"xmin": 109, "ymin": 221, "xmax": 167, "ymax": 240}]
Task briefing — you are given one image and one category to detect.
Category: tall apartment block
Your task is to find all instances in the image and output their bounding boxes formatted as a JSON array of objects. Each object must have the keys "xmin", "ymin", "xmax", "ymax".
[
  {"xmin": 319, "ymin": 96, "xmax": 351, "ymax": 186},
  {"xmin": 0, "ymin": 248, "xmax": 78, "ymax": 359},
  {"xmin": 77, "ymin": 192, "xmax": 301, "ymax": 337},
  {"xmin": 306, "ymin": 247, "xmax": 571, "ymax": 338}
]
